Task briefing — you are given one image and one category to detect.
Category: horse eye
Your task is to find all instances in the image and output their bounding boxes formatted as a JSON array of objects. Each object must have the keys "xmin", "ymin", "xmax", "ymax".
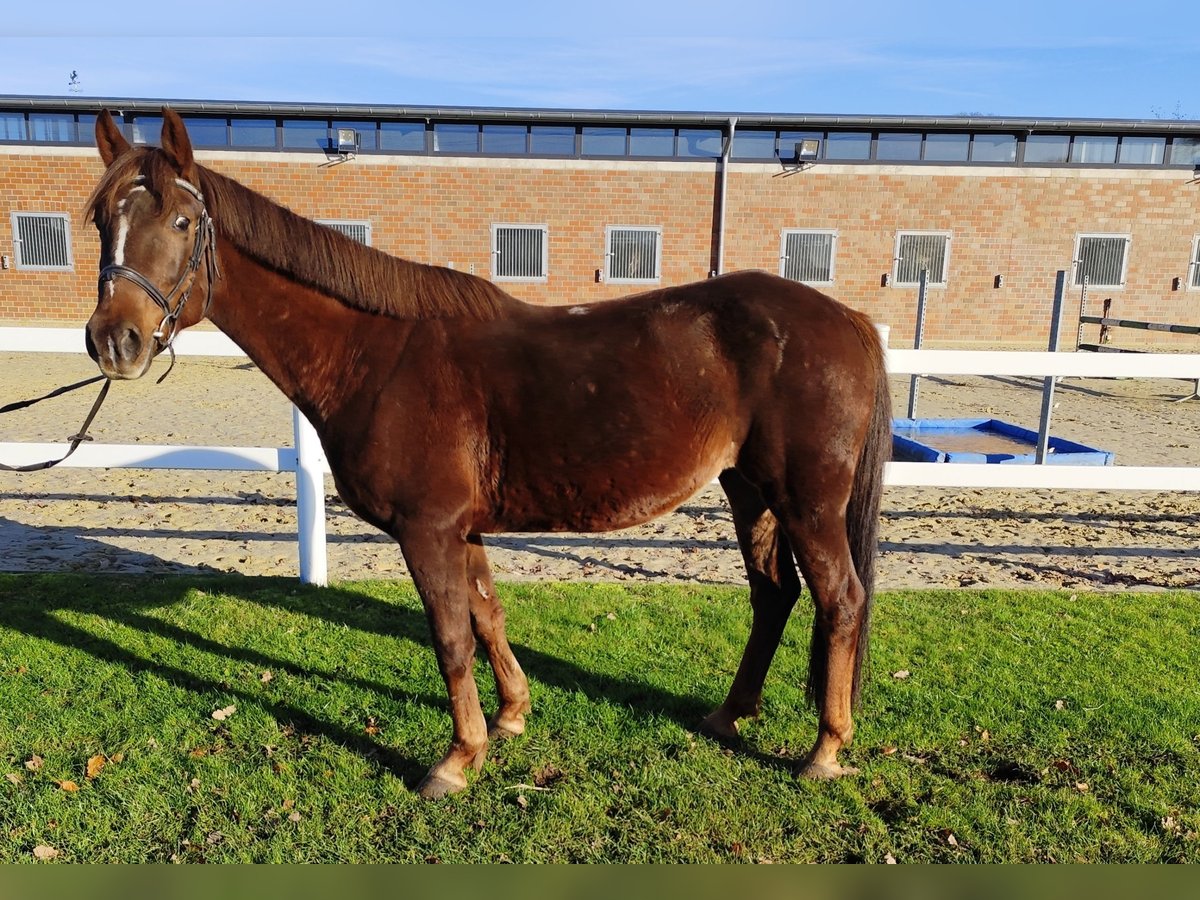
[{"xmin": 173, "ymin": 215, "xmax": 190, "ymax": 231}]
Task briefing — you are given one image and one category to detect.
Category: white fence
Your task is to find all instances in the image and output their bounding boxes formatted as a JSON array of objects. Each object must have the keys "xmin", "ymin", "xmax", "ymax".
[{"xmin": 3, "ymin": 328, "xmax": 1200, "ymax": 585}]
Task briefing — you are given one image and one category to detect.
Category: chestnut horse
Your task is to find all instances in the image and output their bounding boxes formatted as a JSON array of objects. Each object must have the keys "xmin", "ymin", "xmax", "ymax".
[{"xmin": 84, "ymin": 109, "xmax": 892, "ymax": 798}]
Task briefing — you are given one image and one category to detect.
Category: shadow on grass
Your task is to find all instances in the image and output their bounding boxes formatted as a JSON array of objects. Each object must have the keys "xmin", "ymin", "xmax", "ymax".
[{"xmin": 0, "ymin": 521, "xmax": 769, "ymax": 789}]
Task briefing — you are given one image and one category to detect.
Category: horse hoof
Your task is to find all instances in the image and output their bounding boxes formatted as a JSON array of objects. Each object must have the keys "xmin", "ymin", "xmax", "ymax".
[
  {"xmin": 488, "ymin": 722, "xmax": 522, "ymax": 741},
  {"xmin": 798, "ymin": 760, "xmax": 859, "ymax": 780},
  {"xmin": 697, "ymin": 713, "xmax": 740, "ymax": 744},
  {"xmin": 416, "ymin": 774, "xmax": 467, "ymax": 800}
]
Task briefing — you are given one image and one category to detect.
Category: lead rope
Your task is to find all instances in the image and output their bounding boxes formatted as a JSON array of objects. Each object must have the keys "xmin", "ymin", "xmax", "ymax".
[{"xmin": 0, "ymin": 375, "xmax": 111, "ymax": 472}]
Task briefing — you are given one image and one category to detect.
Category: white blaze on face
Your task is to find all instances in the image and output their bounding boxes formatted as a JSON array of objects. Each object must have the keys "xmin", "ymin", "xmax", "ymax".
[{"xmin": 109, "ymin": 185, "xmax": 146, "ymax": 296}]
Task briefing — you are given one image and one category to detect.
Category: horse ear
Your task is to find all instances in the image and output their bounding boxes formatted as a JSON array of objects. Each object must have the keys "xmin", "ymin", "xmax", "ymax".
[
  {"xmin": 160, "ymin": 107, "xmax": 196, "ymax": 179},
  {"xmin": 95, "ymin": 110, "xmax": 130, "ymax": 167}
]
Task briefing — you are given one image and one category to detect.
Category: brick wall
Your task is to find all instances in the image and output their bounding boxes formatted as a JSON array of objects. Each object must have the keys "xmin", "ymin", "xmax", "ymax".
[{"xmin": 3, "ymin": 147, "xmax": 1198, "ymax": 349}]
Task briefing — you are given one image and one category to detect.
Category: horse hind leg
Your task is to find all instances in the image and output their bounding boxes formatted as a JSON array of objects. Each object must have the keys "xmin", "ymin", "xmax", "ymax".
[
  {"xmin": 780, "ymin": 498, "xmax": 868, "ymax": 779},
  {"xmin": 700, "ymin": 469, "xmax": 802, "ymax": 741},
  {"xmin": 465, "ymin": 535, "xmax": 531, "ymax": 740}
]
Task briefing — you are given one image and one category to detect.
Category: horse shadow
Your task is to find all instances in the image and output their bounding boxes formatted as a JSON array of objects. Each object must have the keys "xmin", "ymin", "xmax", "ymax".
[{"xmin": 0, "ymin": 517, "xmax": 797, "ymax": 788}]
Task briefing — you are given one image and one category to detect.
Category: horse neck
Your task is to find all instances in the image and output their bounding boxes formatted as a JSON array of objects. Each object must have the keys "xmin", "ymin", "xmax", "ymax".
[{"xmin": 204, "ymin": 241, "xmax": 406, "ymax": 427}]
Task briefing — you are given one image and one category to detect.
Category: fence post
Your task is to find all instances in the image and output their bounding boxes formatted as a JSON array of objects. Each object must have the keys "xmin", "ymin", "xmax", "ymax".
[
  {"xmin": 906, "ymin": 268, "xmax": 929, "ymax": 419},
  {"xmin": 1036, "ymin": 271, "xmax": 1067, "ymax": 464},
  {"xmin": 292, "ymin": 406, "xmax": 328, "ymax": 586}
]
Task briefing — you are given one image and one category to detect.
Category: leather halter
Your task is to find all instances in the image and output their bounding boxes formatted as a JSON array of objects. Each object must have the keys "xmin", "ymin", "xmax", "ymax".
[{"xmin": 97, "ymin": 175, "xmax": 220, "ymax": 380}]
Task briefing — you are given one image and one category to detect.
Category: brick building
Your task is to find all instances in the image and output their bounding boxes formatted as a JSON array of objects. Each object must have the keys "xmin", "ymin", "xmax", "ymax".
[{"xmin": 3, "ymin": 95, "xmax": 1200, "ymax": 347}]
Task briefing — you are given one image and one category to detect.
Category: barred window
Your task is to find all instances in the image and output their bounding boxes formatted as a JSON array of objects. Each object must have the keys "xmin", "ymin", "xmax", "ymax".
[
  {"xmin": 11, "ymin": 212, "xmax": 73, "ymax": 270},
  {"xmin": 1189, "ymin": 236, "xmax": 1200, "ymax": 289},
  {"xmin": 780, "ymin": 230, "xmax": 836, "ymax": 285},
  {"xmin": 605, "ymin": 226, "xmax": 661, "ymax": 283},
  {"xmin": 1074, "ymin": 234, "xmax": 1129, "ymax": 288},
  {"xmin": 316, "ymin": 219, "xmax": 372, "ymax": 246},
  {"xmin": 894, "ymin": 232, "xmax": 949, "ymax": 286},
  {"xmin": 492, "ymin": 224, "xmax": 548, "ymax": 281}
]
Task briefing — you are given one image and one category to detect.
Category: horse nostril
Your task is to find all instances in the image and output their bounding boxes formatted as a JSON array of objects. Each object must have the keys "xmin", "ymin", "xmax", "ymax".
[
  {"xmin": 116, "ymin": 325, "xmax": 142, "ymax": 362},
  {"xmin": 84, "ymin": 327, "xmax": 99, "ymax": 363}
]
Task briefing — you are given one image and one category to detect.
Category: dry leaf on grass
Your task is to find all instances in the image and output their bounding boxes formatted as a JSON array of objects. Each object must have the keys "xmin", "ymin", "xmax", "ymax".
[
  {"xmin": 57, "ymin": 780, "xmax": 78, "ymax": 792},
  {"xmin": 86, "ymin": 755, "xmax": 106, "ymax": 779},
  {"xmin": 24, "ymin": 755, "xmax": 43, "ymax": 772},
  {"xmin": 892, "ymin": 670, "xmax": 911, "ymax": 680},
  {"xmin": 211, "ymin": 705, "xmax": 237, "ymax": 721},
  {"xmin": 32, "ymin": 845, "xmax": 59, "ymax": 861}
]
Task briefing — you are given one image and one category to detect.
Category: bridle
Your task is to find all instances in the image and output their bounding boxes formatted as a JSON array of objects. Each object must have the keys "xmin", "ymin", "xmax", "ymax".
[
  {"xmin": 1, "ymin": 176, "xmax": 221, "ymax": 472},
  {"xmin": 97, "ymin": 175, "xmax": 221, "ymax": 382}
]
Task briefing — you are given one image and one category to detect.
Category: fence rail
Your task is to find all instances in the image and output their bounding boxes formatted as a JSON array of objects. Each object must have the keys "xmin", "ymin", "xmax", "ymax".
[{"xmin": 3, "ymin": 328, "xmax": 1200, "ymax": 585}]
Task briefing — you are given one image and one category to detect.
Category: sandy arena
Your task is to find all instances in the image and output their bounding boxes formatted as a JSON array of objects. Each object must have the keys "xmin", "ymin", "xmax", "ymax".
[{"xmin": 2, "ymin": 349, "xmax": 1198, "ymax": 591}]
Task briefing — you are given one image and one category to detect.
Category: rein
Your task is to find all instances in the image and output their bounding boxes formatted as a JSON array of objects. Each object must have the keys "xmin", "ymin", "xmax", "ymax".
[
  {"xmin": 0, "ymin": 375, "xmax": 110, "ymax": 472},
  {"xmin": 97, "ymin": 175, "xmax": 220, "ymax": 383}
]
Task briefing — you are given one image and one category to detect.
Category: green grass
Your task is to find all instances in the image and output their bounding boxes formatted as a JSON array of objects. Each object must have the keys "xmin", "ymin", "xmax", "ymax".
[{"xmin": 0, "ymin": 573, "xmax": 1196, "ymax": 863}]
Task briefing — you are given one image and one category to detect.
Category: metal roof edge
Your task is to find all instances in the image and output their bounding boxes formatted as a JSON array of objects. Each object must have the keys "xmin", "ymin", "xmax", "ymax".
[{"xmin": 2, "ymin": 94, "xmax": 1199, "ymax": 132}]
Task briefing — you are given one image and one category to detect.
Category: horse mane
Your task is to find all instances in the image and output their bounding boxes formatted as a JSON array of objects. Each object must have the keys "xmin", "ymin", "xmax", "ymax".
[{"xmin": 86, "ymin": 147, "xmax": 518, "ymax": 321}]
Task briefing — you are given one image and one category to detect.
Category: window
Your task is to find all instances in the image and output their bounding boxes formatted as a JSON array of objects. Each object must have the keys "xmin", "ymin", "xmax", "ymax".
[
  {"xmin": 780, "ymin": 230, "xmax": 836, "ymax": 285},
  {"xmin": 876, "ymin": 133, "xmax": 922, "ymax": 161},
  {"xmin": 1118, "ymin": 136, "xmax": 1165, "ymax": 165},
  {"xmin": 482, "ymin": 124, "xmax": 527, "ymax": 154},
  {"xmin": 605, "ymin": 226, "xmax": 661, "ymax": 283},
  {"xmin": 131, "ymin": 116, "xmax": 163, "ymax": 144},
  {"xmin": 530, "ymin": 126, "xmax": 575, "ymax": 155},
  {"xmin": 732, "ymin": 129, "xmax": 778, "ymax": 159},
  {"xmin": 184, "ymin": 116, "xmax": 229, "ymax": 147},
  {"xmin": 0, "ymin": 113, "xmax": 24, "ymax": 140},
  {"xmin": 230, "ymin": 118, "xmax": 276, "ymax": 148},
  {"xmin": 380, "ymin": 122, "xmax": 426, "ymax": 152},
  {"xmin": 971, "ymin": 133, "xmax": 1017, "ymax": 163},
  {"xmin": 1073, "ymin": 234, "xmax": 1130, "ymax": 288},
  {"xmin": 581, "ymin": 127, "xmax": 626, "ymax": 156},
  {"xmin": 1070, "ymin": 135, "xmax": 1118, "ymax": 165},
  {"xmin": 1169, "ymin": 137, "xmax": 1200, "ymax": 166},
  {"xmin": 492, "ymin": 225, "xmax": 547, "ymax": 281},
  {"xmin": 628, "ymin": 127, "xmax": 674, "ymax": 157},
  {"xmin": 923, "ymin": 133, "xmax": 970, "ymax": 162},
  {"xmin": 1024, "ymin": 134, "xmax": 1070, "ymax": 164},
  {"xmin": 433, "ymin": 124, "xmax": 479, "ymax": 153},
  {"xmin": 894, "ymin": 232, "xmax": 950, "ymax": 286},
  {"xmin": 11, "ymin": 212, "xmax": 73, "ymax": 270},
  {"xmin": 316, "ymin": 219, "xmax": 372, "ymax": 246},
  {"xmin": 28, "ymin": 114, "xmax": 76, "ymax": 142},
  {"xmin": 283, "ymin": 120, "xmax": 333, "ymax": 150},
  {"xmin": 283, "ymin": 119, "xmax": 330, "ymax": 150},
  {"xmin": 1189, "ymin": 236, "xmax": 1200, "ymax": 289},
  {"xmin": 825, "ymin": 132, "xmax": 871, "ymax": 160},
  {"xmin": 676, "ymin": 129, "xmax": 722, "ymax": 158}
]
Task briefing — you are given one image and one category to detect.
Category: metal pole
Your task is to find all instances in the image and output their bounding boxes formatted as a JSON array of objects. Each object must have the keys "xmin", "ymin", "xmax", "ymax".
[
  {"xmin": 1036, "ymin": 271, "xmax": 1067, "ymax": 464},
  {"xmin": 1075, "ymin": 275, "xmax": 1088, "ymax": 350},
  {"xmin": 906, "ymin": 268, "xmax": 928, "ymax": 419},
  {"xmin": 293, "ymin": 405, "xmax": 329, "ymax": 586}
]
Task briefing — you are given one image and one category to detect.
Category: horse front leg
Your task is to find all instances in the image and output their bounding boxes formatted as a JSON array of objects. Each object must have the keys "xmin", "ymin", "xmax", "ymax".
[
  {"xmin": 400, "ymin": 527, "xmax": 490, "ymax": 799},
  {"xmin": 466, "ymin": 535, "xmax": 531, "ymax": 739}
]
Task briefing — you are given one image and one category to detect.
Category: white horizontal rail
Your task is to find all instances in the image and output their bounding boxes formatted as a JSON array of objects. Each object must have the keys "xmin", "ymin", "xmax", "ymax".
[
  {"xmin": 885, "ymin": 348, "xmax": 1200, "ymax": 378},
  {"xmin": 4, "ymin": 330, "xmax": 1200, "ymax": 587},
  {"xmin": 886, "ymin": 462, "xmax": 1200, "ymax": 491},
  {"xmin": 0, "ymin": 326, "xmax": 245, "ymax": 356},
  {"xmin": 0, "ymin": 442, "xmax": 296, "ymax": 472}
]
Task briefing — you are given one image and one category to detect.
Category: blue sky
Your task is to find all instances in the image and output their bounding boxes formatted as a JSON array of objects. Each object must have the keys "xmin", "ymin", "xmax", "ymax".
[{"xmin": 3, "ymin": 1, "xmax": 1197, "ymax": 120}]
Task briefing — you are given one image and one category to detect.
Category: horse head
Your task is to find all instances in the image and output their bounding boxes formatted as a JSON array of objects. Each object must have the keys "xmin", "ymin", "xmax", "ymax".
[{"xmin": 85, "ymin": 108, "xmax": 218, "ymax": 380}]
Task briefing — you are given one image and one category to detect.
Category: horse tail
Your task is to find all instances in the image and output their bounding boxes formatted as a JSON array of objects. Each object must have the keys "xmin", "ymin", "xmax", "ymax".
[{"xmin": 842, "ymin": 314, "xmax": 891, "ymax": 707}]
